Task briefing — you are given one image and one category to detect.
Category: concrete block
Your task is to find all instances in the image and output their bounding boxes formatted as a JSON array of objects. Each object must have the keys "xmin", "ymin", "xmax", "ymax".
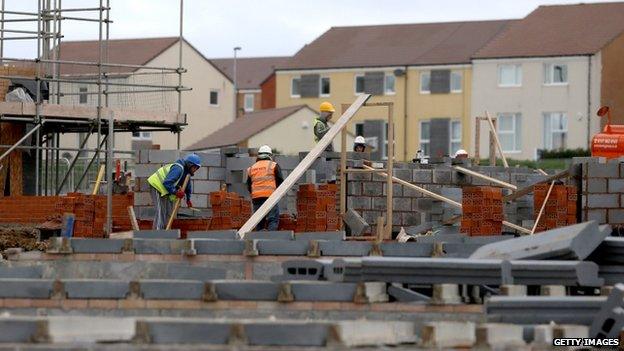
[
  {"xmin": 280, "ymin": 260, "xmax": 326, "ymax": 281},
  {"xmin": 196, "ymin": 152, "xmax": 223, "ymax": 167},
  {"xmin": 380, "ymin": 242, "xmax": 433, "ymax": 257},
  {"xmin": 0, "ymin": 265, "xmax": 43, "ymax": 279},
  {"xmin": 148, "ymin": 150, "xmax": 180, "ymax": 163},
  {"xmin": 193, "ymin": 180, "xmax": 221, "ymax": 194},
  {"xmin": 532, "ymin": 325, "xmax": 553, "ymax": 346},
  {"xmin": 71, "ymin": 238, "xmax": 126, "ymax": 254},
  {"xmin": 476, "ymin": 323, "xmax": 525, "ymax": 349},
  {"xmin": 63, "ymin": 279, "xmax": 130, "ymax": 299},
  {"xmin": 139, "ymin": 280, "xmax": 204, "ymax": 300},
  {"xmin": 421, "ymin": 321, "xmax": 476, "ymax": 348},
  {"xmin": 0, "ymin": 278, "xmax": 54, "ymax": 298},
  {"xmin": 347, "ymin": 182, "xmax": 361, "ymax": 196},
  {"xmin": 414, "ymin": 198, "xmax": 433, "ymax": 211},
  {"xmin": 362, "ymin": 182, "xmax": 382, "ymax": 196},
  {"xmin": 133, "ymin": 239, "xmax": 187, "ymax": 255},
  {"xmin": 0, "ymin": 318, "xmax": 44, "ymax": 343},
  {"xmin": 137, "ymin": 320, "xmax": 230, "ymax": 344},
  {"xmin": 388, "ymin": 284, "xmax": 431, "ymax": 302},
  {"xmin": 371, "ymin": 197, "xmax": 387, "ymax": 211},
  {"xmin": 225, "ymin": 170, "xmax": 244, "ymax": 184},
  {"xmin": 208, "ymin": 167, "xmax": 226, "ymax": 181},
  {"xmin": 290, "ymin": 281, "xmax": 357, "ymax": 301},
  {"xmin": 587, "ymin": 162, "xmax": 619, "ymax": 178},
  {"xmin": 167, "ymin": 264, "xmax": 225, "ymax": 281},
  {"xmin": 587, "ymin": 194, "xmax": 619, "ymax": 208},
  {"xmin": 553, "ymin": 324, "xmax": 588, "ymax": 339},
  {"xmin": 226, "ymin": 156, "xmax": 255, "ymax": 171},
  {"xmin": 587, "ymin": 178, "xmax": 607, "ymax": 193},
  {"xmin": 246, "ymin": 231, "xmax": 293, "ymax": 241},
  {"xmin": 349, "ymin": 196, "xmax": 372, "ymax": 210},
  {"xmin": 193, "ymin": 240, "xmax": 245, "ymax": 255},
  {"xmin": 244, "ymin": 322, "xmax": 329, "ymax": 347},
  {"xmin": 343, "ymin": 209, "xmax": 369, "ymax": 237},
  {"xmin": 382, "ymin": 183, "xmax": 403, "ymax": 196},
  {"xmin": 187, "ymin": 230, "xmax": 237, "ymax": 240},
  {"xmin": 587, "ymin": 209, "xmax": 607, "ymax": 223},
  {"xmin": 295, "ymin": 231, "xmax": 345, "ymax": 241},
  {"xmin": 318, "ymin": 241, "xmax": 372, "ymax": 256},
  {"xmin": 413, "ymin": 169, "xmax": 432, "ymax": 183},
  {"xmin": 402, "ymin": 212, "xmax": 421, "ymax": 226},
  {"xmin": 188, "ymin": 193, "xmax": 208, "ymax": 208},
  {"xmin": 393, "ymin": 197, "xmax": 411, "ymax": 211},
  {"xmin": 609, "ymin": 209, "xmax": 624, "ymax": 224},
  {"xmin": 134, "ymin": 192, "xmax": 152, "ymax": 206},
  {"xmin": 432, "ymin": 284, "xmax": 461, "ymax": 304},
  {"xmin": 256, "ymin": 240, "xmax": 309, "ymax": 255},
  {"xmin": 134, "ymin": 164, "xmax": 161, "ymax": 178},
  {"xmin": 133, "ymin": 230, "xmax": 180, "ymax": 239},
  {"xmin": 432, "ymin": 170, "xmax": 452, "ymax": 184},
  {"xmin": 392, "ymin": 169, "xmax": 412, "ymax": 181},
  {"xmin": 193, "ymin": 167, "xmax": 208, "ymax": 179},
  {"xmin": 213, "ymin": 280, "xmax": 279, "ymax": 300}
]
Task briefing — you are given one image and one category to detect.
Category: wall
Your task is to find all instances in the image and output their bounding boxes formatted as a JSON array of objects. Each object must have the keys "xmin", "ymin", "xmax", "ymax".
[
  {"xmin": 247, "ymin": 108, "xmax": 354, "ymax": 155},
  {"xmin": 260, "ymin": 74, "xmax": 277, "ymax": 109},
  {"xmin": 471, "ymin": 56, "xmax": 602, "ymax": 160},
  {"xmin": 275, "ymin": 68, "xmax": 407, "ymax": 160},
  {"xmin": 236, "ymin": 90, "xmax": 262, "ymax": 117},
  {"xmin": 575, "ymin": 158, "xmax": 624, "ymax": 226},
  {"xmin": 406, "ymin": 66, "xmax": 472, "ymax": 159},
  {"xmin": 601, "ymin": 32, "xmax": 624, "ymax": 126}
]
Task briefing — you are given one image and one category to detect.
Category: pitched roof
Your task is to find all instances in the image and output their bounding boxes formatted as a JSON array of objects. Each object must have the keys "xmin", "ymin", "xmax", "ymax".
[
  {"xmin": 474, "ymin": 2, "xmax": 624, "ymax": 59},
  {"xmin": 186, "ymin": 105, "xmax": 312, "ymax": 150},
  {"xmin": 210, "ymin": 56, "xmax": 290, "ymax": 90},
  {"xmin": 58, "ymin": 37, "xmax": 179, "ymax": 76},
  {"xmin": 278, "ymin": 20, "xmax": 514, "ymax": 70}
]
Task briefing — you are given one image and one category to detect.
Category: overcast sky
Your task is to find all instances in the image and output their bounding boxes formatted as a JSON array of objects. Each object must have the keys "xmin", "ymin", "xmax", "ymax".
[{"xmin": 1, "ymin": 0, "xmax": 619, "ymax": 59}]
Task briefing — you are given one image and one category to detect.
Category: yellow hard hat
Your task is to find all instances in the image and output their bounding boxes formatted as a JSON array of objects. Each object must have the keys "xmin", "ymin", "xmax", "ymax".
[{"xmin": 319, "ymin": 101, "xmax": 335, "ymax": 113}]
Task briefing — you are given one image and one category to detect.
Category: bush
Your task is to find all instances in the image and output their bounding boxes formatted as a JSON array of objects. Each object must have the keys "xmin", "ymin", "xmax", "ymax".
[{"xmin": 537, "ymin": 148, "xmax": 590, "ymax": 159}]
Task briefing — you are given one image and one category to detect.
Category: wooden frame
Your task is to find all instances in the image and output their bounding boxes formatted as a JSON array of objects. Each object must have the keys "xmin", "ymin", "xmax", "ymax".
[{"xmin": 474, "ymin": 115, "xmax": 498, "ymax": 166}]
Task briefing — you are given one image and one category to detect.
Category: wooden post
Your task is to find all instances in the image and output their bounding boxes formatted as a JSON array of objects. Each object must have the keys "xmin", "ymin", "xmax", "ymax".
[
  {"xmin": 474, "ymin": 117, "xmax": 481, "ymax": 165},
  {"xmin": 485, "ymin": 111, "xmax": 508, "ymax": 168},
  {"xmin": 385, "ymin": 103, "xmax": 394, "ymax": 240},
  {"xmin": 531, "ymin": 181, "xmax": 555, "ymax": 235},
  {"xmin": 92, "ymin": 164, "xmax": 106, "ymax": 195},
  {"xmin": 166, "ymin": 174, "xmax": 190, "ymax": 230}
]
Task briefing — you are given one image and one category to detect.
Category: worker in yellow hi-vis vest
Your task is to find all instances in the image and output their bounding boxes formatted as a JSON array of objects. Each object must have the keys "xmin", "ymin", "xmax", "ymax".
[
  {"xmin": 314, "ymin": 101, "xmax": 335, "ymax": 152},
  {"xmin": 147, "ymin": 153, "xmax": 201, "ymax": 229}
]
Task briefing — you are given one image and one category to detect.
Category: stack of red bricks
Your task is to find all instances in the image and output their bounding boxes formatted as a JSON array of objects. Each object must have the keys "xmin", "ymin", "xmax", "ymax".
[
  {"xmin": 295, "ymin": 183, "xmax": 339, "ymax": 232},
  {"xmin": 278, "ymin": 214, "xmax": 297, "ymax": 231},
  {"xmin": 209, "ymin": 191, "xmax": 252, "ymax": 230},
  {"xmin": 533, "ymin": 184, "xmax": 577, "ymax": 232},
  {"xmin": 461, "ymin": 186, "xmax": 503, "ymax": 236}
]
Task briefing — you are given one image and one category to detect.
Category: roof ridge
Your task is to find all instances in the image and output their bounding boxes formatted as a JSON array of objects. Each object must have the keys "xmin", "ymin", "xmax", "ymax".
[
  {"xmin": 330, "ymin": 18, "xmax": 515, "ymax": 30},
  {"xmin": 61, "ymin": 36, "xmax": 179, "ymax": 44}
]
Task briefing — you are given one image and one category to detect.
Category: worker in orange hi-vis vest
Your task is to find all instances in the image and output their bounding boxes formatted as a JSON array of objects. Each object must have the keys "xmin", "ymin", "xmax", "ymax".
[{"xmin": 246, "ymin": 145, "xmax": 284, "ymax": 231}]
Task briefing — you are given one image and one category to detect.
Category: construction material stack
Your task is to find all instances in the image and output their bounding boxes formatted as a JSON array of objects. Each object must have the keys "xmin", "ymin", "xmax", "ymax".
[
  {"xmin": 296, "ymin": 183, "xmax": 339, "ymax": 232},
  {"xmin": 209, "ymin": 190, "xmax": 252, "ymax": 230},
  {"xmin": 533, "ymin": 184, "xmax": 577, "ymax": 232},
  {"xmin": 460, "ymin": 186, "xmax": 503, "ymax": 236}
]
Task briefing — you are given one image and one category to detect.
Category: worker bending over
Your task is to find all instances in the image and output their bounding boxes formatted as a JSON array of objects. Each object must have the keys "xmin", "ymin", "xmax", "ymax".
[
  {"xmin": 353, "ymin": 136, "xmax": 367, "ymax": 152},
  {"xmin": 314, "ymin": 101, "xmax": 335, "ymax": 152},
  {"xmin": 147, "ymin": 153, "xmax": 201, "ymax": 230},
  {"xmin": 247, "ymin": 145, "xmax": 284, "ymax": 230}
]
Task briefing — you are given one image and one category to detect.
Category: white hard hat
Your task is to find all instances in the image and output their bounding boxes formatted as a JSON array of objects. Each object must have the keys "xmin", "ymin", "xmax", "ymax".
[
  {"xmin": 354, "ymin": 136, "xmax": 366, "ymax": 144},
  {"xmin": 454, "ymin": 149, "xmax": 468, "ymax": 157},
  {"xmin": 258, "ymin": 145, "xmax": 272, "ymax": 155}
]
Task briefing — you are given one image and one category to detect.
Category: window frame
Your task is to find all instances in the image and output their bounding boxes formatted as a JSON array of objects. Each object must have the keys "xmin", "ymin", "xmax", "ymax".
[
  {"xmin": 131, "ymin": 131, "xmax": 152, "ymax": 140},
  {"xmin": 450, "ymin": 71, "xmax": 462, "ymax": 93},
  {"xmin": 290, "ymin": 76, "xmax": 301, "ymax": 98},
  {"xmin": 497, "ymin": 64, "xmax": 522, "ymax": 87},
  {"xmin": 420, "ymin": 120, "xmax": 431, "ymax": 156},
  {"xmin": 320, "ymin": 76, "xmax": 331, "ymax": 97},
  {"xmin": 354, "ymin": 74, "xmax": 365, "ymax": 95},
  {"xmin": 497, "ymin": 112, "xmax": 522, "ymax": 153},
  {"xmin": 354, "ymin": 122, "xmax": 364, "ymax": 138},
  {"xmin": 543, "ymin": 112, "xmax": 568, "ymax": 150},
  {"xmin": 384, "ymin": 73, "xmax": 396, "ymax": 95},
  {"xmin": 78, "ymin": 86, "xmax": 88, "ymax": 104},
  {"xmin": 450, "ymin": 120, "xmax": 462, "ymax": 154},
  {"xmin": 243, "ymin": 93, "xmax": 254, "ymax": 112},
  {"xmin": 543, "ymin": 63, "xmax": 568, "ymax": 85},
  {"xmin": 209, "ymin": 90, "xmax": 219, "ymax": 107},
  {"xmin": 420, "ymin": 71, "xmax": 431, "ymax": 94}
]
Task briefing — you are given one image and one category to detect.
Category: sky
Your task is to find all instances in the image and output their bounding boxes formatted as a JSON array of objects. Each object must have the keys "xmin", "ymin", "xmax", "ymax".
[{"xmin": 1, "ymin": 0, "xmax": 620, "ymax": 59}]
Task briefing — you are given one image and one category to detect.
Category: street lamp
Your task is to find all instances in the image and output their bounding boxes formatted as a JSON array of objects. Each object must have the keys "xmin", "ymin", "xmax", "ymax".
[{"xmin": 233, "ymin": 46, "xmax": 241, "ymax": 118}]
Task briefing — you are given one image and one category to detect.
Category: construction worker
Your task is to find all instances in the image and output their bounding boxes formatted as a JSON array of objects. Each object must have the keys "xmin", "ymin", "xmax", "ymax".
[
  {"xmin": 314, "ymin": 101, "xmax": 335, "ymax": 152},
  {"xmin": 246, "ymin": 145, "xmax": 284, "ymax": 231},
  {"xmin": 353, "ymin": 135, "xmax": 367, "ymax": 152},
  {"xmin": 454, "ymin": 149, "xmax": 469, "ymax": 160},
  {"xmin": 147, "ymin": 153, "xmax": 201, "ymax": 230}
]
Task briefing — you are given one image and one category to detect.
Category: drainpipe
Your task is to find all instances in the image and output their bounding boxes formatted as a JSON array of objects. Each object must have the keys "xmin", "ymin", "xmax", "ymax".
[
  {"xmin": 587, "ymin": 55, "xmax": 592, "ymax": 148},
  {"xmin": 403, "ymin": 66, "xmax": 408, "ymax": 161}
]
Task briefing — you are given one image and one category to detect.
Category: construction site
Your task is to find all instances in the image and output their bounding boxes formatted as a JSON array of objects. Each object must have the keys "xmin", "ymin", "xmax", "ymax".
[{"xmin": 1, "ymin": 1, "xmax": 624, "ymax": 349}]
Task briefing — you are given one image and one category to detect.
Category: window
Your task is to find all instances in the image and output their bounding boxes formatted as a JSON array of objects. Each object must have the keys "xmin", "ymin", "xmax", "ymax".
[
  {"xmin": 244, "ymin": 94, "xmax": 254, "ymax": 112},
  {"xmin": 209, "ymin": 90, "xmax": 219, "ymax": 106},
  {"xmin": 543, "ymin": 112, "xmax": 567, "ymax": 150},
  {"xmin": 544, "ymin": 63, "xmax": 568, "ymax": 84},
  {"xmin": 320, "ymin": 77, "xmax": 330, "ymax": 96},
  {"xmin": 420, "ymin": 121, "xmax": 430, "ymax": 156},
  {"xmin": 79, "ymin": 87, "xmax": 88, "ymax": 104},
  {"xmin": 498, "ymin": 64, "xmax": 522, "ymax": 86},
  {"xmin": 291, "ymin": 77, "xmax": 301, "ymax": 97},
  {"xmin": 384, "ymin": 74, "xmax": 396, "ymax": 94},
  {"xmin": 355, "ymin": 122, "xmax": 364, "ymax": 137},
  {"xmin": 354, "ymin": 75, "xmax": 365, "ymax": 94},
  {"xmin": 450, "ymin": 71, "xmax": 462, "ymax": 93},
  {"xmin": 132, "ymin": 131, "xmax": 152, "ymax": 140},
  {"xmin": 450, "ymin": 120, "xmax": 462, "ymax": 155},
  {"xmin": 420, "ymin": 72, "xmax": 430, "ymax": 93},
  {"xmin": 497, "ymin": 113, "xmax": 522, "ymax": 152}
]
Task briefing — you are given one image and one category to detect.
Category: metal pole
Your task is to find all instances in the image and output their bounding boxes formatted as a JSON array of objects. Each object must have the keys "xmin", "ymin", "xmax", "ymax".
[
  {"xmin": 0, "ymin": 144, "xmax": 133, "ymax": 154},
  {"xmin": 0, "ymin": 0, "xmax": 5, "ymax": 62},
  {"xmin": 35, "ymin": 0, "xmax": 42, "ymax": 195},
  {"xmin": 74, "ymin": 135, "xmax": 107, "ymax": 191},
  {"xmin": 0, "ymin": 57, "xmax": 181, "ymax": 72},
  {"xmin": 106, "ymin": 111, "xmax": 113, "ymax": 235},
  {"xmin": 55, "ymin": 0, "xmax": 61, "ymax": 104},
  {"xmin": 56, "ymin": 127, "xmax": 93, "ymax": 194},
  {"xmin": 54, "ymin": 132, "xmax": 59, "ymax": 192},
  {"xmin": 233, "ymin": 46, "xmax": 241, "ymax": 119},
  {"xmin": 0, "ymin": 123, "xmax": 43, "ymax": 163},
  {"xmin": 96, "ymin": 0, "xmax": 102, "ymax": 172},
  {"xmin": 104, "ymin": 0, "xmax": 109, "ymax": 108},
  {"xmin": 176, "ymin": 0, "xmax": 183, "ymax": 149},
  {"xmin": 0, "ymin": 75, "xmax": 189, "ymax": 90}
]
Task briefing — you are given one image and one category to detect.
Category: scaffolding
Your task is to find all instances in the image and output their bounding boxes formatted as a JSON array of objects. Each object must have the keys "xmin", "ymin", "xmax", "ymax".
[{"xmin": 0, "ymin": 0, "xmax": 188, "ymax": 234}]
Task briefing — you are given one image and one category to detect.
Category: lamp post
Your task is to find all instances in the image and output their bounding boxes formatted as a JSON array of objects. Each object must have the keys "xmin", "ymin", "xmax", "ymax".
[{"xmin": 233, "ymin": 46, "xmax": 241, "ymax": 118}]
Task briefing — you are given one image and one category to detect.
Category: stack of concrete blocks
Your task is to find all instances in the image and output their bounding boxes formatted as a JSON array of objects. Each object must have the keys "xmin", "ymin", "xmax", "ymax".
[
  {"xmin": 347, "ymin": 161, "xmax": 548, "ymax": 234},
  {"xmin": 577, "ymin": 157, "xmax": 624, "ymax": 226},
  {"xmin": 133, "ymin": 149, "xmax": 225, "ymax": 219}
]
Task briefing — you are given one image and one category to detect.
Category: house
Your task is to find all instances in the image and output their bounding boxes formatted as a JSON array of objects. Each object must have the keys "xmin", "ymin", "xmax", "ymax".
[
  {"xmin": 274, "ymin": 20, "xmax": 514, "ymax": 161},
  {"xmin": 471, "ymin": 2, "xmax": 624, "ymax": 160},
  {"xmin": 186, "ymin": 104, "xmax": 353, "ymax": 155},
  {"xmin": 55, "ymin": 37, "xmax": 235, "ymax": 155},
  {"xmin": 211, "ymin": 56, "xmax": 289, "ymax": 116}
]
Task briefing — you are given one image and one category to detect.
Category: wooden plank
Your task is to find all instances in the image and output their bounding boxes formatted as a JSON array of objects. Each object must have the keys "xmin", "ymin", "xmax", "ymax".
[
  {"xmin": 485, "ymin": 110, "xmax": 508, "ymax": 168},
  {"xmin": 127, "ymin": 206, "xmax": 140, "ymax": 231},
  {"xmin": 237, "ymin": 94, "xmax": 371, "ymax": 238},
  {"xmin": 503, "ymin": 221, "xmax": 532, "ymax": 235},
  {"xmin": 166, "ymin": 174, "xmax": 190, "ymax": 230},
  {"xmin": 385, "ymin": 103, "xmax": 394, "ymax": 239},
  {"xmin": 531, "ymin": 180, "xmax": 555, "ymax": 235},
  {"xmin": 474, "ymin": 117, "xmax": 481, "ymax": 165},
  {"xmin": 92, "ymin": 164, "xmax": 106, "ymax": 195},
  {"xmin": 453, "ymin": 165, "xmax": 517, "ymax": 190},
  {"xmin": 340, "ymin": 104, "xmax": 349, "ymax": 230},
  {"xmin": 503, "ymin": 170, "xmax": 570, "ymax": 202}
]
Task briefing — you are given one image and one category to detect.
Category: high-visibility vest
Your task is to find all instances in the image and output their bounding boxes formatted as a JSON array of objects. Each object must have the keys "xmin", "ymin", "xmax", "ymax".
[
  {"xmin": 147, "ymin": 162, "xmax": 184, "ymax": 201},
  {"xmin": 247, "ymin": 160, "xmax": 277, "ymax": 199},
  {"xmin": 313, "ymin": 118, "xmax": 327, "ymax": 142}
]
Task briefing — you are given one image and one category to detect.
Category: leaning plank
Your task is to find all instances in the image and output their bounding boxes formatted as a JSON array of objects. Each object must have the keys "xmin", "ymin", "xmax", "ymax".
[
  {"xmin": 237, "ymin": 94, "xmax": 371, "ymax": 238},
  {"xmin": 484, "ymin": 111, "xmax": 508, "ymax": 168},
  {"xmin": 503, "ymin": 170, "xmax": 570, "ymax": 202},
  {"xmin": 452, "ymin": 165, "xmax": 517, "ymax": 190}
]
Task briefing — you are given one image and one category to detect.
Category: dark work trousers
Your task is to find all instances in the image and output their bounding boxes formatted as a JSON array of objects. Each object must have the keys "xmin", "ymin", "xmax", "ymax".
[{"xmin": 252, "ymin": 197, "xmax": 279, "ymax": 231}]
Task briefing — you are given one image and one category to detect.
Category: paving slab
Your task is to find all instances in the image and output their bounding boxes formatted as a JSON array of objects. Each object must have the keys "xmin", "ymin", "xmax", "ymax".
[
  {"xmin": 246, "ymin": 231, "xmax": 294, "ymax": 241},
  {"xmin": 70, "ymin": 238, "xmax": 126, "ymax": 254},
  {"xmin": 255, "ymin": 240, "xmax": 309, "ymax": 256},
  {"xmin": 187, "ymin": 230, "xmax": 237, "ymax": 240},
  {"xmin": 294, "ymin": 231, "xmax": 345, "ymax": 241},
  {"xmin": 133, "ymin": 230, "xmax": 180, "ymax": 240},
  {"xmin": 193, "ymin": 239, "xmax": 245, "ymax": 255},
  {"xmin": 318, "ymin": 241, "xmax": 371, "ymax": 256},
  {"xmin": 137, "ymin": 319, "xmax": 231, "ymax": 344},
  {"xmin": 244, "ymin": 321, "xmax": 329, "ymax": 347},
  {"xmin": 290, "ymin": 281, "xmax": 358, "ymax": 302},
  {"xmin": 0, "ymin": 265, "xmax": 43, "ymax": 279},
  {"xmin": 133, "ymin": 239, "xmax": 187, "ymax": 255},
  {"xmin": 212, "ymin": 280, "xmax": 279, "ymax": 301},
  {"xmin": 138, "ymin": 280, "xmax": 204, "ymax": 300},
  {"xmin": 63, "ymin": 279, "xmax": 130, "ymax": 299},
  {"xmin": 470, "ymin": 221, "xmax": 609, "ymax": 260},
  {"xmin": 0, "ymin": 278, "xmax": 54, "ymax": 298}
]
